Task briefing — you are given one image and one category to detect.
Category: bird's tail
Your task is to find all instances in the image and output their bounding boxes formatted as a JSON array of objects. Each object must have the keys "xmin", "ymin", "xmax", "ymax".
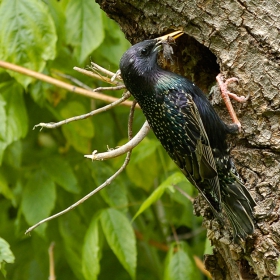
[{"xmin": 221, "ymin": 176, "xmax": 256, "ymax": 241}]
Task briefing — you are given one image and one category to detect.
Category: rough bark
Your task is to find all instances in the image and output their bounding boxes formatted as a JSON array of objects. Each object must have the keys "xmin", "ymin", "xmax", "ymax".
[{"xmin": 95, "ymin": 0, "xmax": 280, "ymax": 279}]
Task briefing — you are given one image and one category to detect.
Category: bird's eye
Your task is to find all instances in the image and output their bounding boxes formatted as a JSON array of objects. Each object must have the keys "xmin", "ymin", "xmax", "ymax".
[{"xmin": 141, "ymin": 48, "xmax": 148, "ymax": 55}]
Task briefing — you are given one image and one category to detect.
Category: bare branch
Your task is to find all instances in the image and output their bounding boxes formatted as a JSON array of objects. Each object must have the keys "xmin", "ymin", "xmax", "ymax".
[
  {"xmin": 90, "ymin": 62, "xmax": 119, "ymax": 78},
  {"xmin": 84, "ymin": 121, "xmax": 151, "ymax": 160},
  {"xmin": 48, "ymin": 242, "xmax": 56, "ymax": 280},
  {"xmin": 111, "ymin": 70, "xmax": 121, "ymax": 82},
  {"xmin": 55, "ymin": 71, "xmax": 93, "ymax": 91},
  {"xmin": 194, "ymin": 256, "xmax": 213, "ymax": 279},
  {"xmin": 25, "ymin": 93, "xmax": 138, "ymax": 234},
  {"xmin": 128, "ymin": 100, "xmax": 138, "ymax": 139},
  {"xmin": 74, "ymin": 66, "xmax": 119, "ymax": 85},
  {"xmin": 25, "ymin": 150, "xmax": 132, "ymax": 235},
  {"xmin": 0, "ymin": 60, "xmax": 134, "ymax": 107},
  {"xmin": 174, "ymin": 185, "xmax": 194, "ymax": 203},
  {"xmin": 93, "ymin": 85, "xmax": 126, "ymax": 92},
  {"xmin": 33, "ymin": 91, "xmax": 132, "ymax": 130}
]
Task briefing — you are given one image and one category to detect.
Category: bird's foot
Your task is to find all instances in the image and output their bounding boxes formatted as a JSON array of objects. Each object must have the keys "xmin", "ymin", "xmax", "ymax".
[
  {"xmin": 216, "ymin": 74, "xmax": 248, "ymax": 132},
  {"xmin": 223, "ymin": 77, "xmax": 249, "ymax": 103}
]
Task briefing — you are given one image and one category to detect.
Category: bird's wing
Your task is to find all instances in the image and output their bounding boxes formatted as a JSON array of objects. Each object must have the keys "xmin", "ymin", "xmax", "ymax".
[{"xmin": 164, "ymin": 88, "xmax": 221, "ymax": 207}]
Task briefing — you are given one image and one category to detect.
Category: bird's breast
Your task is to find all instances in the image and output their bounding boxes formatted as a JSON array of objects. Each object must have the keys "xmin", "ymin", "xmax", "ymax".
[{"xmin": 140, "ymin": 98, "xmax": 188, "ymax": 156}]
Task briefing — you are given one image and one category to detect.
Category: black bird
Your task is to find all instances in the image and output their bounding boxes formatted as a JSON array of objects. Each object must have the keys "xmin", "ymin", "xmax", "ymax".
[{"xmin": 120, "ymin": 31, "xmax": 256, "ymax": 240}]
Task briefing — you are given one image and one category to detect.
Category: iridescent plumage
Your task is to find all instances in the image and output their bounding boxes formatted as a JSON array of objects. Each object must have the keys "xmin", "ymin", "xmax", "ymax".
[{"xmin": 120, "ymin": 36, "xmax": 256, "ymax": 240}]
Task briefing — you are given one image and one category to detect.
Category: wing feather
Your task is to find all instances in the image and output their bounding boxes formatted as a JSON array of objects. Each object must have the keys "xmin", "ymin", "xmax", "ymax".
[{"xmin": 166, "ymin": 88, "xmax": 221, "ymax": 207}]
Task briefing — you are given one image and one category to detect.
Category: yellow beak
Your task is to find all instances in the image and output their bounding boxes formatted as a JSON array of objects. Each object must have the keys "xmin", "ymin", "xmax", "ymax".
[{"xmin": 156, "ymin": 30, "xmax": 184, "ymax": 42}]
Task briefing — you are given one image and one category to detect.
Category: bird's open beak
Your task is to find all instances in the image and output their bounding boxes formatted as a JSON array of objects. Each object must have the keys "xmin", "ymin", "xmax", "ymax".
[
  {"xmin": 153, "ymin": 30, "xmax": 184, "ymax": 53},
  {"xmin": 155, "ymin": 30, "xmax": 184, "ymax": 42}
]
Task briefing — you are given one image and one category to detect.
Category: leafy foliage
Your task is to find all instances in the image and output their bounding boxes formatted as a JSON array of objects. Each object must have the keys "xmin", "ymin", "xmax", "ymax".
[
  {"xmin": 164, "ymin": 242, "xmax": 200, "ymax": 280},
  {"xmin": 0, "ymin": 237, "xmax": 15, "ymax": 277},
  {"xmin": 0, "ymin": 0, "xmax": 57, "ymax": 87},
  {"xmin": 0, "ymin": 0, "xmax": 207, "ymax": 279}
]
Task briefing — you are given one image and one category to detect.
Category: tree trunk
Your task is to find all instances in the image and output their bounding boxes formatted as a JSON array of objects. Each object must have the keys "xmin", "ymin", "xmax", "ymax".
[{"xmin": 95, "ymin": 0, "xmax": 280, "ymax": 279}]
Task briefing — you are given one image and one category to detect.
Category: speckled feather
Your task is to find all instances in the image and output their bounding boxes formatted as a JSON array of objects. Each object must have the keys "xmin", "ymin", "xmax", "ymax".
[{"xmin": 120, "ymin": 39, "xmax": 256, "ymax": 240}]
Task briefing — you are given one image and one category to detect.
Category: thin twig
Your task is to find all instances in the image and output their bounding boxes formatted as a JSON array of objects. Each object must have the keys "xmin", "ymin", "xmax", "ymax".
[
  {"xmin": 25, "ymin": 94, "xmax": 137, "ymax": 234},
  {"xmin": 135, "ymin": 230, "xmax": 212, "ymax": 279},
  {"xmin": 25, "ymin": 151, "xmax": 132, "ymax": 234},
  {"xmin": 174, "ymin": 185, "xmax": 194, "ymax": 202},
  {"xmin": 127, "ymin": 100, "xmax": 137, "ymax": 139},
  {"xmin": 193, "ymin": 256, "xmax": 213, "ymax": 279},
  {"xmin": 167, "ymin": 227, "xmax": 205, "ymax": 241},
  {"xmin": 84, "ymin": 121, "xmax": 150, "ymax": 160},
  {"xmin": 111, "ymin": 70, "xmax": 121, "ymax": 82},
  {"xmin": 90, "ymin": 62, "xmax": 118, "ymax": 78},
  {"xmin": 48, "ymin": 242, "xmax": 56, "ymax": 280},
  {"xmin": 93, "ymin": 85, "xmax": 126, "ymax": 92},
  {"xmin": 55, "ymin": 72, "xmax": 93, "ymax": 91},
  {"xmin": 33, "ymin": 91, "xmax": 132, "ymax": 130},
  {"xmin": 0, "ymin": 60, "xmax": 134, "ymax": 107},
  {"xmin": 171, "ymin": 224, "xmax": 180, "ymax": 245},
  {"xmin": 134, "ymin": 230, "xmax": 170, "ymax": 251},
  {"xmin": 74, "ymin": 66, "xmax": 118, "ymax": 85}
]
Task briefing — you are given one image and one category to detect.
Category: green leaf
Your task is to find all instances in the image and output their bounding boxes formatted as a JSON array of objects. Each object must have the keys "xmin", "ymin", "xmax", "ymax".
[
  {"xmin": 0, "ymin": 95, "xmax": 6, "ymax": 141},
  {"xmin": 0, "ymin": 170, "xmax": 15, "ymax": 201},
  {"xmin": 158, "ymin": 172, "xmax": 186, "ymax": 191},
  {"xmin": 133, "ymin": 139, "xmax": 160, "ymax": 163},
  {"xmin": 82, "ymin": 214, "xmax": 102, "ymax": 280},
  {"xmin": 65, "ymin": 0, "xmax": 104, "ymax": 63},
  {"xmin": 164, "ymin": 242, "xmax": 199, "ymax": 280},
  {"xmin": 277, "ymin": 258, "xmax": 280, "ymax": 275},
  {"xmin": 126, "ymin": 138, "xmax": 160, "ymax": 191},
  {"xmin": 0, "ymin": 82, "xmax": 27, "ymax": 164},
  {"xmin": 0, "ymin": 238, "xmax": 15, "ymax": 264},
  {"xmin": 93, "ymin": 14, "xmax": 130, "ymax": 68},
  {"xmin": 41, "ymin": 156, "xmax": 80, "ymax": 194},
  {"xmin": 22, "ymin": 169, "xmax": 56, "ymax": 235},
  {"xmin": 0, "ymin": 0, "xmax": 57, "ymax": 87},
  {"xmin": 0, "ymin": 237, "xmax": 15, "ymax": 277},
  {"xmin": 204, "ymin": 237, "xmax": 213, "ymax": 255},
  {"xmin": 46, "ymin": 0, "xmax": 66, "ymax": 49},
  {"xmin": 60, "ymin": 101, "xmax": 94, "ymax": 154},
  {"xmin": 167, "ymin": 180, "xmax": 194, "ymax": 205},
  {"xmin": 100, "ymin": 208, "xmax": 136, "ymax": 279},
  {"xmin": 3, "ymin": 140, "xmax": 22, "ymax": 169},
  {"xmin": 133, "ymin": 172, "xmax": 186, "ymax": 220},
  {"xmin": 91, "ymin": 162, "xmax": 128, "ymax": 212},
  {"xmin": 3, "ymin": 83, "xmax": 28, "ymax": 143},
  {"xmin": 59, "ymin": 211, "xmax": 87, "ymax": 280}
]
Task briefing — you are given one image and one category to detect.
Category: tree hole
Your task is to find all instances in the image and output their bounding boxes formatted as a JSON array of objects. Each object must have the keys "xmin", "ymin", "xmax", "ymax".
[{"xmin": 158, "ymin": 32, "xmax": 220, "ymax": 93}]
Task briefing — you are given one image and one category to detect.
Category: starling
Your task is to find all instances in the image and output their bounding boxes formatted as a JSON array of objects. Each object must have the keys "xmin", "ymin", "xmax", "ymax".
[{"xmin": 120, "ymin": 31, "xmax": 256, "ymax": 240}]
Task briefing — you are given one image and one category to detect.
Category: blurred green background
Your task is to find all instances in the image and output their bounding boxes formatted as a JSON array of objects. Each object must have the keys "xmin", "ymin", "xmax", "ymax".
[{"xmin": 0, "ymin": 0, "xmax": 210, "ymax": 279}]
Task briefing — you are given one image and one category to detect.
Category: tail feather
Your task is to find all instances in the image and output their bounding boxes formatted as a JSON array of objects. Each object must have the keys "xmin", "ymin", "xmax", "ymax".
[{"xmin": 221, "ymin": 179, "xmax": 256, "ymax": 240}]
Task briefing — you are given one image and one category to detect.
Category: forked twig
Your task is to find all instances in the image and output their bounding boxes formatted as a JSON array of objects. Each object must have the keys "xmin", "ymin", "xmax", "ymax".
[
  {"xmin": 33, "ymin": 91, "xmax": 132, "ymax": 130},
  {"xmin": 74, "ymin": 66, "xmax": 118, "ymax": 85},
  {"xmin": 25, "ymin": 88, "xmax": 138, "ymax": 234},
  {"xmin": 90, "ymin": 62, "xmax": 119, "ymax": 78},
  {"xmin": 84, "ymin": 121, "xmax": 150, "ymax": 160},
  {"xmin": 0, "ymin": 60, "xmax": 133, "ymax": 106},
  {"xmin": 55, "ymin": 71, "xmax": 94, "ymax": 91},
  {"xmin": 25, "ymin": 151, "xmax": 132, "ymax": 234}
]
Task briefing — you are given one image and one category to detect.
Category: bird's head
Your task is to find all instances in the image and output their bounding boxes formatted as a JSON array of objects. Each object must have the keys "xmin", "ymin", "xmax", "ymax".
[
  {"xmin": 119, "ymin": 39, "xmax": 160, "ymax": 80},
  {"xmin": 120, "ymin": 31, "xmax": 184, "ymax": 85}
]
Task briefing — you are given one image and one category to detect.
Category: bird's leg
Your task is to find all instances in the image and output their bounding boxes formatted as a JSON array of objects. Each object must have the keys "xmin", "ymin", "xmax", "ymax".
[{"xmin": 216, "ymin": 74, "xmax": 249, "ymax": 132}]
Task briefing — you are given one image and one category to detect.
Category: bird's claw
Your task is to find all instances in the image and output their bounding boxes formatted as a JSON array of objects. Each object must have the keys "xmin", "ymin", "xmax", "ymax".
[
  {"xmin": 216, "ymin": 74, "xmax": 246, "ymax": 132},
  {"xmin": 227, "ymin": 92, "xmax": 250, "ymax": 103},
  {"xmin": 225, "ymin": 77, "xmax": 239, "ymax": 86}
]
